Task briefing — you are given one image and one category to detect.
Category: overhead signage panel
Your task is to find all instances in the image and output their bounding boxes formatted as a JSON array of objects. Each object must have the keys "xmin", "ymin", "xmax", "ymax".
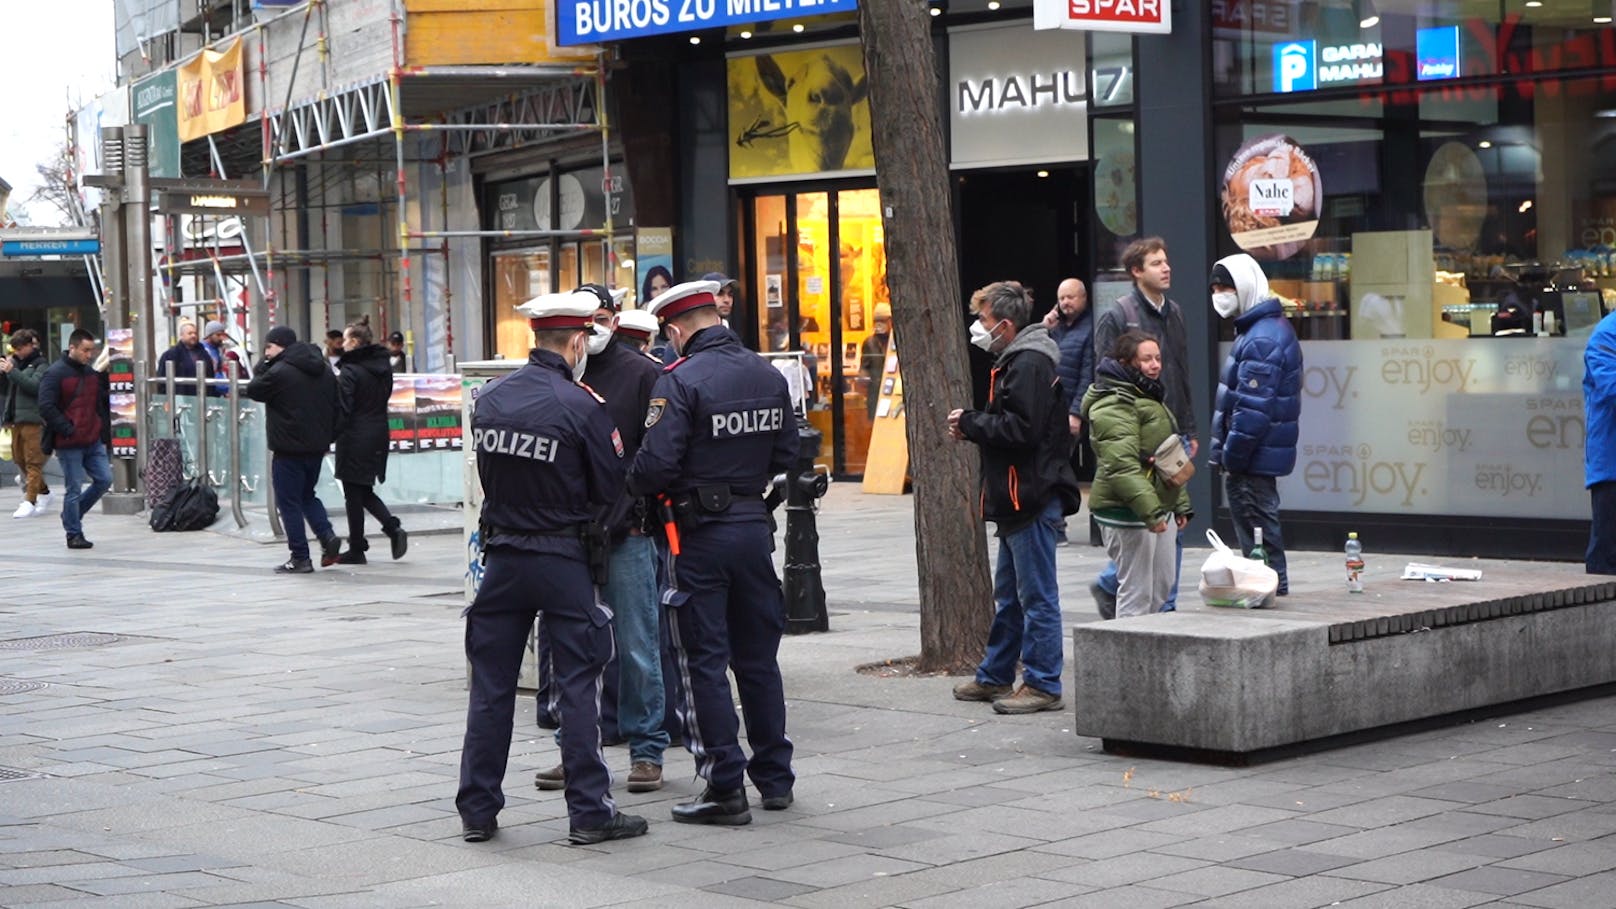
[
  {"xmin": 1033, "ymin": 0, "xmax": 1170, "ymax": 35},
  {"xmin": 2, "ymin": 238, "xmax": 102, "ymax": 257},
  {"xmin": 556, "ymin": 0, "xmax": 858, "ymax": 46}
]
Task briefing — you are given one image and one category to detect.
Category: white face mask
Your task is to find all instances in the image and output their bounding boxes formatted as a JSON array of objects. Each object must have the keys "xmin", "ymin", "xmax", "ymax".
[
  {"xmin": 1212, "ymin": 291, "xmax": 1240, "ymax": 318},
  {"xmin": 570, "ymin": 336, "xmax": 589, "ymax": 381},
  {"xmin": 969, "ymin": 319, "xmax": 1002, "ymax": 352},
  {"xmin": 585, "ymin": 322, "xmax": 612, "ymax": 355}
]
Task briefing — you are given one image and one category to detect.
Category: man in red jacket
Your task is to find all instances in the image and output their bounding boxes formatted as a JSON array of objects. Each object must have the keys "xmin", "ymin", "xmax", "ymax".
[{"xmin": 37, "ymin": 329, "xmax": 112, "ymax": 550}]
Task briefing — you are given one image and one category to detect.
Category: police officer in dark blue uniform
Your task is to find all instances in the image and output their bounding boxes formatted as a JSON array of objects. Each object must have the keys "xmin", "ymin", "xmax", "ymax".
[
  {"xmin": 628, "ymin": 280, "xmax": 799, "ymax": 826},
  {"xmin": 456, "ymin": 290, "xmax": 649, "ymax": 846}
]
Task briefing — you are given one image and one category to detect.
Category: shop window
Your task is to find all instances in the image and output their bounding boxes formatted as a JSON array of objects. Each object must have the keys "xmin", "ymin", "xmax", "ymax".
[
  {"xmin": 1211, "ymin": 68, "xmax": 1616, "ymax": 522},
  {"xmin": 492, "ymin": 250, "xmax": 551, "ymax": 361}
]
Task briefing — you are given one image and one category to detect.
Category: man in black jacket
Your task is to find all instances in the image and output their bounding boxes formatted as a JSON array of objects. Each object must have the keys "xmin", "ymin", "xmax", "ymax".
[
  {"xmin": 947, "ymin": 281, "xmax": 1080, "ymax": 715},
  {"xmin": 247, "ymin": 326, "xmax": 342, "ymax": 573},
  {"xmin": 333, "ymin": 321, "xmax": 406, "ymax": 565},
  {"xmin": 156, "ymin": 321, "xmax": 220, "ymax": 396}
]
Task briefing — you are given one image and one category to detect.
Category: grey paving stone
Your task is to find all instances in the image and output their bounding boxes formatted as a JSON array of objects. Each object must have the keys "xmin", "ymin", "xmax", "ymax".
[
  {"xmin": 1034, "ymin": 828, "xmax": 1187, "ymax": 860},
  {"xmin": 17, "ymin": 894, "xmax": 210, "ymax": 909},
  {"xmin": 777, "ymin": 872, "xmax": 957, "ymax": 909},
  {"xmin": 68, "ymin": 870, "xmax": 240, "ymax": 896},
  {"xmin": 1500, "ymin": 868, "xmax": 1616, "ymax": 909},
  {"xmin": 1324, "ymin": 847, "xmax": 1493, "ymax": 885},
  {"xmin": 1498, "ymin": 842, "xmax": 1616, "ymax": 877},
  {"xmin": 1136, "ymin": 803, "xmax": 1298, "ymax": 837},
  {"xmin": 1465, "ymin": 795, "xmax": 1597, "ymax": 820},
  {"xmin": 0, "ymin": 883, "xmax": 89, "ymax": 905},
  {"xmin": 1147, "ymin": 834, "xmax": 1285, "ymax": 862},
  {"xmin": 902, "ymin": 876, "xmax": 1085, "ymax": 908},
  {"xmin": 1308, "ymin": 824, "xmax": 1472, "ymax": 860},
  {"xmin": 704, "ymin": 875, "xmax": 819, "ymax": 902},
  {"xmin": 766, "ymin": 852, "xmax": 932, "ymax": 889},
  {"xmin": 1409, "ymin": 782, "xmax": 1532, "ymax": 804},
  {"xmin": 1024, "ymin": 883, "xmax": 1202, "ymax": 909},
  {"xmin": 819, "ymin": 825, "xmax": 947, "ymax": 850},
  {"xmin": 1504, "ymin": 808, "xmax": 1616, "ymax": 842},
  {"xmin": 1240, "ymin": 818, "xmax": 1363, "ymax": 846},
  {"xmin": 1429, "ymin": 865, "xmax": 1573, "ymax": 895},
  {"xmin": 873, "ymin": 830, "xmax": 1044, "ymax": 864},
  {"xmin": 1225, "ymin": 847, "xmax": 1359, "ymax": 877},
  {"xmin": 1190, "ymin": 874, "xmax": 1388, "ymax": 908},
  {"xmin": 1433, "ymin": 834, "xmax": 1559, "ymax": 860},
  {"xmin": 1328, "ymin": 882, "xmax": 1500, "ymax": 908},
  {"xmin": 1141, "ymin": 864, "xmax": 1290, "ymax": 897},
  {"xmin": 1037, "ymin": 851, "xmax": 1209, "ymax": 889},
  {"xmin": 1302, "ymin": 796, "xmax": 1460, "ymax": 829},
  {"xmin": 715, "ymin": 839, "xmax": 872, "ymax": 872}
]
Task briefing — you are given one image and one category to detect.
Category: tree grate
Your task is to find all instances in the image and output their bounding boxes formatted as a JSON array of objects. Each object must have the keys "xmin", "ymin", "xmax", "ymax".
[
  {"xmin": 0, "ymin": 767, "xmax": 41, "ymax": 783},
  {"xmin": 0, "ymin": 679, "xmax": 47, "ymax": 695},
  {"xmin": 0, "ymin": 632, "xmax": 124, "ymax": 651}
]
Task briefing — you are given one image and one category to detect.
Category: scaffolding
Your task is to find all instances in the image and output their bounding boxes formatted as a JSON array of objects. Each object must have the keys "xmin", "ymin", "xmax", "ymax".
[{"xmin": 115, "ymin": 0, "xmax": 616, "ymax": 366}]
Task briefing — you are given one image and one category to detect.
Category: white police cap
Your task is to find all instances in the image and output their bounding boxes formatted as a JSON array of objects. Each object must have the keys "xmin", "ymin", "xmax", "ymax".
[
  {"xmin": 645, "ymin": 280, "xmax": 721, "ymax": 323},
  {"xmin": 614, "ymin": 308, "xmax": 659, "ymax": 339},
  {"xmin": 515, "ymin": 291, "xmax": 598, "ymax": 330}
]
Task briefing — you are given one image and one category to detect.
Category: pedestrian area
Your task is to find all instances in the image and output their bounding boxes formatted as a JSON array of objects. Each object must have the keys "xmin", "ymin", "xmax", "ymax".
[{"xmin": 2, "ymin": 484, "xmax": 1615, "ymax": 908}]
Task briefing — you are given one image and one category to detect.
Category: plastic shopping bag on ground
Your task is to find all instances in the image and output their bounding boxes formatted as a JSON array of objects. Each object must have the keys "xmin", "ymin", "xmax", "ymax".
[{"xmin": 1198, "ymin": 529, "xmax": 1279, "ymax": 609}]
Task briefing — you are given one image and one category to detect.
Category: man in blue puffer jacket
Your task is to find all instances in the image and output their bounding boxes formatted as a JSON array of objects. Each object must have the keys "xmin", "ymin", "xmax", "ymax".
[
  {"xmin": 1583, "ymin": 308, "xmax": 1616, "ymax": 574},
  {"xmin": 1208, "ymin": 253, "xmax": 1303, "ymax": 595}
]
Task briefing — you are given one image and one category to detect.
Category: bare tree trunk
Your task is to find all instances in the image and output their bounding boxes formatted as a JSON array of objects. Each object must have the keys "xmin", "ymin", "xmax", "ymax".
[{"xmin": 859, "ymin": 1, "xmax": 993, "ymax": 673}]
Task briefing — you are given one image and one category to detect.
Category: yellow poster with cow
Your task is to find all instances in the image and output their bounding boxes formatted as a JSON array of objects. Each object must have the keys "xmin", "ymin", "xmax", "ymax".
[
  {"xmin": 177, "ymin": 39, "xmax": 247, "ymax": 143},
  {"xmin": 727, "ymin": 44, "xmax": 874, "ymax": 183}
]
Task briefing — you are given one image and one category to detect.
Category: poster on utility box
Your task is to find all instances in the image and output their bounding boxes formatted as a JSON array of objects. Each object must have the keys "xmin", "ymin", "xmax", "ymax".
[{"xmin": 556, "ymin": 0, "xmax": 858, "ymax": 46}]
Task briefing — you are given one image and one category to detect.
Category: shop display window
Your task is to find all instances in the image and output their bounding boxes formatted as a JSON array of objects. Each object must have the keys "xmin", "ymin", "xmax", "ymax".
[{"xmin": 742, "ymin": 186, "xmax": 890, "ymax": 477}]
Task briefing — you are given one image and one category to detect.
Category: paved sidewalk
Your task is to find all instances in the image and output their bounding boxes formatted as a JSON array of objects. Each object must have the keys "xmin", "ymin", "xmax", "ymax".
[{"xmin": 2, "ymin": 484, "xmax": 1614, "ymax": 908}]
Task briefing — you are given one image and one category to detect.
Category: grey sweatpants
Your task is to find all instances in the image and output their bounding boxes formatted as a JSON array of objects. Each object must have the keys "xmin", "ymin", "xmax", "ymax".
[{"xmin": 1101, "ymin": 524, "xmax": 1178, "ymax": 618}]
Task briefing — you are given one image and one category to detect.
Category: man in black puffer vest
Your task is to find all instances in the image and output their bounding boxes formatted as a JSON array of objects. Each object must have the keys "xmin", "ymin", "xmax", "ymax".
[{"xmin": 247, "ymin": 326, "xmax": 342, "ymax": 573}]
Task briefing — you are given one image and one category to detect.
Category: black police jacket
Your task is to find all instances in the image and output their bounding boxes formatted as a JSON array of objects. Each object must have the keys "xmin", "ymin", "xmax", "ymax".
[
  {"xmin": 245, "ymin": 342, "xmax": 338, "ymax": 456},
  {"xmin": 474, "ymin": 348, "xmax": 626, "ymax": 557},
  {"xmin": 581, "ymin": 335, "xmax": 661, "ymax": 538},
  {"xmin": 627, "ymin": 325, "xmax": 798, "ymax": 522}
]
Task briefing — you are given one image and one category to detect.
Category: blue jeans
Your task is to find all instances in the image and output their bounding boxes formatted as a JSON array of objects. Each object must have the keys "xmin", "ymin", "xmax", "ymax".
[
  {"xmin": 977, "ymin": 499, "xmax": 1064, "ymax": 697},
  {"xmin": 272, "ymin": 454, "xmax": 334, "ymax": 561},
  {"xmin": 57, "ymin": 444, "xmax": 111, "ymax": 538},
  {"xmin": 1225, "ymin": 473, "xmax": 1287, "ymax": 594},
  {"xmin": 599, "ymin": 534, "xmax": 667, "ymax": 764},
  {"xmin": 1097, "ymin": 526, "xmax": 1182, "ymax": 610}
]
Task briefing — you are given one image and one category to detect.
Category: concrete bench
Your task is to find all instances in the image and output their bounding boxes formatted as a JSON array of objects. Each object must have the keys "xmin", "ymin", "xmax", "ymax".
[{"xmin": 1071, "ymin": 555, "xmax": 1616, "ymax": 760}]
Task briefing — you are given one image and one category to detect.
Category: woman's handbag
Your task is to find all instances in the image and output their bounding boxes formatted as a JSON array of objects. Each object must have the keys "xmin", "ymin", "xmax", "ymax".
[{"xmin": 1149, "ymin": 433, "xmax": 1195, "ymax": 488}]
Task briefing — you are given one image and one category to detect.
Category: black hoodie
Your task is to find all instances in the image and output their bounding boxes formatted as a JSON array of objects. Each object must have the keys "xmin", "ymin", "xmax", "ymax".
[{"xmin": 246, "ymin": 341, "xmax": 339, "ymax": 456}]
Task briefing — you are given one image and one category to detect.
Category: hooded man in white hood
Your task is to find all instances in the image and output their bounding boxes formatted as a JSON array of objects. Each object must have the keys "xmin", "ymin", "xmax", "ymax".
[{"xmin": 1208, "ymin": 253, "xmax": 1304, "ymax": 595}]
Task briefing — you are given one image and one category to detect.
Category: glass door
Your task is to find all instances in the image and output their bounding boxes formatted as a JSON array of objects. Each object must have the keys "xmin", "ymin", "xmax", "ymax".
[{"xmin": 836, "ymin": 188, "xmax": 887, "ymax": 476}]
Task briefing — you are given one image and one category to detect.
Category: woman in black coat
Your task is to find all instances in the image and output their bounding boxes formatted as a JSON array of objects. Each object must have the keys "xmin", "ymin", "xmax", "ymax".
[{"xmin": 333, "ymin": 322, "xmax": 407, "ymax": 563}]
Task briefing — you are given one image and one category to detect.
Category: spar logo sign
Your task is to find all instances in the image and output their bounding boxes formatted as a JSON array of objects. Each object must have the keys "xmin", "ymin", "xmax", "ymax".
[{"xmin": 1033, "ymin": 0, "xmax": 1171, "ymax": 35}]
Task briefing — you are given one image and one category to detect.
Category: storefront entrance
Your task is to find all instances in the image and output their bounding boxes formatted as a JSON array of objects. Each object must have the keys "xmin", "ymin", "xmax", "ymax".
[{"xmin": 739, "ymin": 184, "xmax": 889, "ymax": 478}]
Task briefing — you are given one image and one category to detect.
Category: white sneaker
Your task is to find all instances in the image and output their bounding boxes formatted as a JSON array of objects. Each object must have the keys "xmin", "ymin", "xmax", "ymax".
[
  {"xmin": 12, "ymin": 501, "xmax": 38, "ymax": 519},
  {"xmin": 34, "ymin": 493, "xmax": 51, "ymax": 513}
]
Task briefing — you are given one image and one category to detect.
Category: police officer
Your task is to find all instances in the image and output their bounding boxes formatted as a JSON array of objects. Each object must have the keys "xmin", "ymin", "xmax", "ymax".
[
  {"xmin": 628, "ymin": 280, "xmax": 799, "ymax": 825},
  {"xmin": 534, "ymin": 284, "xmax": 669, "ymax": 796},
  {"xmin": 456, "ymin": 290, "xmax": 648, "ymax": 846}
]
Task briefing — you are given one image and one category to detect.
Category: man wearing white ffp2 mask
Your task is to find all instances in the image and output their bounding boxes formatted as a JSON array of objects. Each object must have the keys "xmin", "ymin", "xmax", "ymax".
[{"xmin": 1208, "ymin": 252, "xmax": 1303, "ymax": 598}]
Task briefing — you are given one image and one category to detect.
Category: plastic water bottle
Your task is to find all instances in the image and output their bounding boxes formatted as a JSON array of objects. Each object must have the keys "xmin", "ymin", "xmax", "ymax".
[
  {"xmin": 1250, "ymin": 527, "xmax": 1269, "ymax": 566},
  {"xmin": 1345, "ymin": 532, "xmax": 1365, "ymax": 593}
]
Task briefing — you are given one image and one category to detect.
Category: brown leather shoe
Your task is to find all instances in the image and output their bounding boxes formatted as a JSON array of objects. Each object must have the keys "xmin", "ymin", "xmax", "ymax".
[
  {"xmin": 534, "ymin": 763, "xmax": 565, "ymax": 790},
  {"xmin": 626, "ymin": 761, "xmax": 662, "ymax": 793}
]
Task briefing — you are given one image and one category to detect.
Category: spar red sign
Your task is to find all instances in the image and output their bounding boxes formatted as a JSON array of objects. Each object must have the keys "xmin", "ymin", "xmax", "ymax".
[{"xmin": 1034, "ymin": 0, "xmax": 1171, "ymax": 34}]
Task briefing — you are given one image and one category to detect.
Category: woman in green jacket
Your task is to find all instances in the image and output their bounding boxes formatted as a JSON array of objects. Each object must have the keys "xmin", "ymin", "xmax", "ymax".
[
  {"xmin": 1, "ymin": 329, "xmax": 53, "ymax": 517},
  {"xmin": 1080, "ymin": 330, "xmax": 1192, "ymax": 617}
]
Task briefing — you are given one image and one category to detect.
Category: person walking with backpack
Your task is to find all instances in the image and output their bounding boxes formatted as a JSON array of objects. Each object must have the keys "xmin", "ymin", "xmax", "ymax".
[
  {"xmin": 37, "ymin": 330, "xmax": 111, "ymax": 549},
  {"xmin": 332, "ymin": 321, "xmax": 407, "ymax": 564},
  {"xmin": 247, "ymin": 327, "xmax": 343, "ymax": 573},
  {"xmin": 1, "ymin": 329, "xmax": 54, "ymax": 517}
]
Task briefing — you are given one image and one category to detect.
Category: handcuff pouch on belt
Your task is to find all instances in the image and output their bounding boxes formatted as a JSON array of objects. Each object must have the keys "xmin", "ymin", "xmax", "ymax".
[{"xmin": 479, "ymin": 519, "xmax": 611, "ymax": 586}]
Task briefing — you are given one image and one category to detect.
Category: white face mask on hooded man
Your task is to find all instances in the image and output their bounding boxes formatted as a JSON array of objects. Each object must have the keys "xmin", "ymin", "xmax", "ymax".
[{"xmin": 1212, "ymin": 291, "xmax": 1240, "ymax": 318}]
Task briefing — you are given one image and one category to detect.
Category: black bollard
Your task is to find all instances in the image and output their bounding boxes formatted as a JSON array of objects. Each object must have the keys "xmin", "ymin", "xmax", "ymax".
[{"xmin": 784, "ymin": 425, "xmax": 829, "ymax": 634}]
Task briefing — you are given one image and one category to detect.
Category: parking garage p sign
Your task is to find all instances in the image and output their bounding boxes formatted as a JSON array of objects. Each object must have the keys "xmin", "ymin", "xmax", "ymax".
[{"xmin": 1033, "ymin": 0, "xmax": 1171, "ymax": 35}]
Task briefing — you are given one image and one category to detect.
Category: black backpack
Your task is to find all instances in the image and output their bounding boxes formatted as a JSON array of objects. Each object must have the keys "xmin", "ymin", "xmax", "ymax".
[{"xmin": 150, "ymin": 479, "xmax": 220, "ymax": 532}]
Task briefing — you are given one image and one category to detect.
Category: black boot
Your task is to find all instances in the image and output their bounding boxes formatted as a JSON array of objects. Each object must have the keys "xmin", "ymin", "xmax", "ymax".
[
  {"xmin": 336, "ymin": 537, "xmax": 368, "ymax": 565},
  {"xmin": 384, "ymin": 520, "xmax": 408, "ymax": 561},
  {"xmin": 671, "ymin": 786, "xmax": 751, "ymax": 826},
  {"xmin": 318, "ymin": 535, "xmax": 343, "ymax": 567}
]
